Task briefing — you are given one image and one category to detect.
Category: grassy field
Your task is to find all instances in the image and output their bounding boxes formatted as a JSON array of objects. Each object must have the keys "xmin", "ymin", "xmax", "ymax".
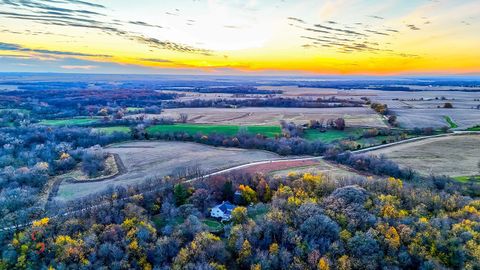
[
  {"xmin": 147, "ymin": 123, "xmax": 281, "ymax": 137},
  {"xmin": 303, "ymin": 128, "xmax": 363, "ymax": 142},
  {"xmin": 0, "ymin": 108, "xmax": 30, "ymax": 114},
  {"xmin": 126, "ymin": 107, "xmax": 143, "ymax": 113},
  {"xmin": 444, "ymin": 116, "xmax": 458, "ymax": 128},
  {"xmin": 95, "ymin": 126, "xmax": 131, "ymax": 134},
  {"xmin": 467, "ymin": 125, "xmax": 480, "ymax": 131},
  {"xmin": 453, "ymin": 175, "xmax": 480, "ymax": 183},
  {"xmin": 38, "ymin": 117, "xmax": 99, "ymax": 126},
  {"xmin": 369, "ymin": 135, "xmax": 480, "ymax": 177},
  {"xmin": 55, "ymin": 141, "xmax": 282, "ymax": 201},
  {"xmin": 203, "ymin": 219, "xmax": 224, "ymax": 232}
]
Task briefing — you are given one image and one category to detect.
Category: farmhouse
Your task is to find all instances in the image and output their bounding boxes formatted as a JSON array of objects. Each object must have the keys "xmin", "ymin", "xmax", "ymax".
[{"xmin": 210, "ymin": 201, "xmax": 236, "ymax": 221}]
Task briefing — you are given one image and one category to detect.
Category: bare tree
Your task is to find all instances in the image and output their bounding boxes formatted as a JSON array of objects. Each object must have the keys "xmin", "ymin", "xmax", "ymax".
[{"xmin": 178, "ymin": 113, "xmax": 188, "ymax": 123}]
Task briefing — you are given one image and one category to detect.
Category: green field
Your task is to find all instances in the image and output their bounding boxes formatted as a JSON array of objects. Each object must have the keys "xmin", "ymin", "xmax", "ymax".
[
  {"xmin": 95, "ymin": 126, "xmax": 131, "ymax": 134},
  {"xmin": 0, "ymin": 108, "xmax": 30, "ymax": 114},
  {"xmin": 444, "ymin": 116, "xmax": 458, "ymax": 129},
  {"xmin": 202, "ymin": 219, "xmax": 224, "ymax": 232},
  {"xmin": 147, "ymin": 124, "xmax": 281, "ymax": 137},
  {"xmin": 303, "ymin": 128, "xmax": 363, "ymax": 142},
  {"xmin": 126, "ymin": 107, "xmax": 143, "ymax": 113},
  {"xmin": 453, "ymin": 175, "xmax": 480, "ymax": 183},
  {"xmin": 38, "ymin": 117, "xmax": 99, "ymax": 126},
  {"xmin": 467, "ymin": 125, "xmax": 480, "ymax": 131}
]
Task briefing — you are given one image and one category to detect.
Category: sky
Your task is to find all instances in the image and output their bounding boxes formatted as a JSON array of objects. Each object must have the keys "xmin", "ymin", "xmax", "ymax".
[{"xmin": 0, "ymin": 0, "xmax": 479, "ymax": 75}]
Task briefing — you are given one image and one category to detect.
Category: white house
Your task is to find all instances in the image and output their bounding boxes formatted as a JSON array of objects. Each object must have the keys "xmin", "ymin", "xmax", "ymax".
[{"xmin": 210, "ymin": 201, "xmax": 236, "ymax": 221}]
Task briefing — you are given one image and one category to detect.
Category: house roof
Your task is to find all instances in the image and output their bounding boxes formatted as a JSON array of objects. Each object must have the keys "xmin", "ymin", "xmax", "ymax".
[{"xmin": 217, "ymin": 201, "xmax": 236, "ymax": 215}]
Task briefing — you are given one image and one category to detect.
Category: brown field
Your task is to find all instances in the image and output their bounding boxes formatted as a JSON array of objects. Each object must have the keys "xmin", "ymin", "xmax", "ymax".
[
  {"xmin": 233, "ymin": 159, "xmax": 322, "ymax": 175},
  {"xmin": 159, "ymin": 107, "xmax": 387, "ymax": 128},
  {"xmin": 54, "ymin": 141, "xmax": 282, "ymax": 201},
  {"xmin": 368, "ymin": 134, "xmax": 480, "ymax": 177},
  {"xmin": 269, "ymin": 159, "xmax": 365, "ymax": 179},
  {"xmin": 259, "ymin": 86, "xmax": 480, "ymax": 129}
]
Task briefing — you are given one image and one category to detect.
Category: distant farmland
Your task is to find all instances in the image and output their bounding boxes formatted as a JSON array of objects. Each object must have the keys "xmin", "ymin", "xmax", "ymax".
[
  {"xmin": 147, "ymin": 123, "xmax": 282, "ymax": 137},
  {"xmin": 159, "ymin": 107, "xmax": 387, "ymax": 128}
]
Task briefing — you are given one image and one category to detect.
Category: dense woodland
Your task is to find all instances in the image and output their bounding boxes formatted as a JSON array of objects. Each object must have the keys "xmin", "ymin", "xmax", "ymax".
[{"xmin": 1, "ymin": 161, "xmax": 479, "ymax": 269}]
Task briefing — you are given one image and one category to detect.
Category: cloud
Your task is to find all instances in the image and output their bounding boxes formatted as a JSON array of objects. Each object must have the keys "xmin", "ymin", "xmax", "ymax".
[
  {"xmin": 61, "ymin": 65, "xmax": 97, "ymax": 69},
  {"xmin": 134, "ymin": 37, "xmax": 212, "ymax": 55},
  {"xmin": 129, "ymin": 21, "xmax": 163, "ymax": 29},
  {"xmin": 0, "ymin": 0, "xmax": 213, "ymax": 55},
  {"xmin": 287, "ymin": 17, "xmax": 305, "ymax": 24},
  {"xmin": 406, "ymin": 24, "xmax": 420, "ymax": 30},
  {"xmin": 139, "ymin": 58, "xmax": 173, "ymax": 63},
  {"xmin": 0, "ymin": 42, "xmax": 111, "ymax": 57},
  {"xmin": 313, "ymin": 24, "xmax": 367, "ymax": 36},
  {"xmin": 369, "ymin": 15, "xmax": 384, "ymax": 20},
  {"xmin": 289, "ymin": 15, "xmax": 419, "ymax": 58}
]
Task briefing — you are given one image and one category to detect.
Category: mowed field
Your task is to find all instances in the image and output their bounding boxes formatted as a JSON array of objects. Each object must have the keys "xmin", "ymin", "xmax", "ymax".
[
  {"xmin": 54, "ymin": 141, "xmax": 283, "ymax": 201},
  {"xmin": 369, "ymin": 135, "xmax": 480, "ymax": 177},
  {"xmin": 38, "ymin": 117, "xmax": 99, "ymax": 126},
  {"xmin": 160, "ymin": 107, "xmax": 387, "ymax": 128},
  {"xmin": 147, "ymin": 123, "xmax": 281, "ymax": 137}
]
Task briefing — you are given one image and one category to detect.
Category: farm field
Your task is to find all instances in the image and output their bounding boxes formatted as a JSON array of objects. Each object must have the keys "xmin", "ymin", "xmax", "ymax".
[
  {"xmin": 467, "ymin": 125, "xmax": 480, "ymax": 131},
  {"xmin": 54, "ymin": 141, "xmax": 283, "ymax": 201},
  {"xmin": 38, "ymin": 117, "xmax": 99, "ymax": 126},
  {"xmin": 94, "ymin": 126, "xmax": 131, "ymax": 134},
  {"xmin": 444, "ymin": 116, "xmax": 458, "ymax": 128},
  {"xmin": 258, "ymin": 86, "xmax": 480, "ymax": 129},
  {"xmin": 160, "ymin": 107, "xmax": 387, "ymax": 128},
  {"xmin": 268, "ymin": 159, "xmax": 364, "ymax": 179},
  {"xmin": 303, "ymin": 128, "xmax": 364, "ymax": 142},
  {"xmin": 368, "ymin": 134, "xmax": 480, "ymax": 177},
  {"xmin": 146, "ymin": 123, "xmax": 281, "ymax": 137},
  {"xmin": 230, "ymin": 158, "xmax": 364, "ymax": 183},
  {"xmin": 453, "ymin": 175, "xmax": 480, "ymax": 183},
  {"xmin": 393, "ymin": 109, "xmax": 480, "ymax": 129},
  {"xmin": 233, "ymin": 159, "xmax": 322, "ymax": 175}
]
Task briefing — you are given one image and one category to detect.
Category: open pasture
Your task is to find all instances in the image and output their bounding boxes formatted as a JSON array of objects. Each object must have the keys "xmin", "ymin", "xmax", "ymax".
[
  {"xmin": 146, "ymin": 123, "xmax": 281, "ymax": 137},
  {"xmin": 160, "ymin": 107, "xmax": 387, "ymax": 128},
  {"xmin": 54, "ymin": 141, "xmax": 282, "ymax": 201},
  {"xmin": 38, "ymin": 117, "xmax": 99, "ymax": 126},
  {"xmin": 368, "ymin": 135, "xmax": 480, "ymax": 177}
]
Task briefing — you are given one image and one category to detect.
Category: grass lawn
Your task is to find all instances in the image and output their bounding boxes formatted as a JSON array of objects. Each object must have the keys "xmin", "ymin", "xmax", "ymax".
[
  {"xmin": 248, "ymin": 205, "xmax": 270, "ymax": 221},
  {"xmin": 126, "ymin": 107, "xmax": 143, "ymax": 113},
  {"xmin": 95, "ymin": 126, "xmax": 131, "ymax": 134},
  {"xmin": 0, "ymin": 108, "xmax": 30, "ymax": 114},
  {"xmin": 453, "ymin": 175, "xmax": 480, "ymax": 183},
  {"xmin": 444, "ymin": 116, "xmax": 458, "ymax": 129},
  {"xmin": 152, "ymin": 215, "xmax": 185, "ymax": 229},
  {"xmin": 38, "ymin": 117, "xmax": 99, "ymax": 126},
  {"xmin": 467, "ymin": 125, "xmax": 480, "ymax": 131},
  {"xmin": 303, "ymin": 128, "xmax": 363, "ymax": 142},
  {"xmin": 202, "ymin": 219, "xmax": 224, "ymax": 232},
  {"xmin": 147, "ymin": 124, "xmax": 281, "ymax": 138}
]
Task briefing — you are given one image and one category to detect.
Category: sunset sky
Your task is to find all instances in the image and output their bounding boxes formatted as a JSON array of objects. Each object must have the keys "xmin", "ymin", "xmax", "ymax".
[{"xmin": 0, "ymin": 0, "xmax": 479, "ymax": 75}]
